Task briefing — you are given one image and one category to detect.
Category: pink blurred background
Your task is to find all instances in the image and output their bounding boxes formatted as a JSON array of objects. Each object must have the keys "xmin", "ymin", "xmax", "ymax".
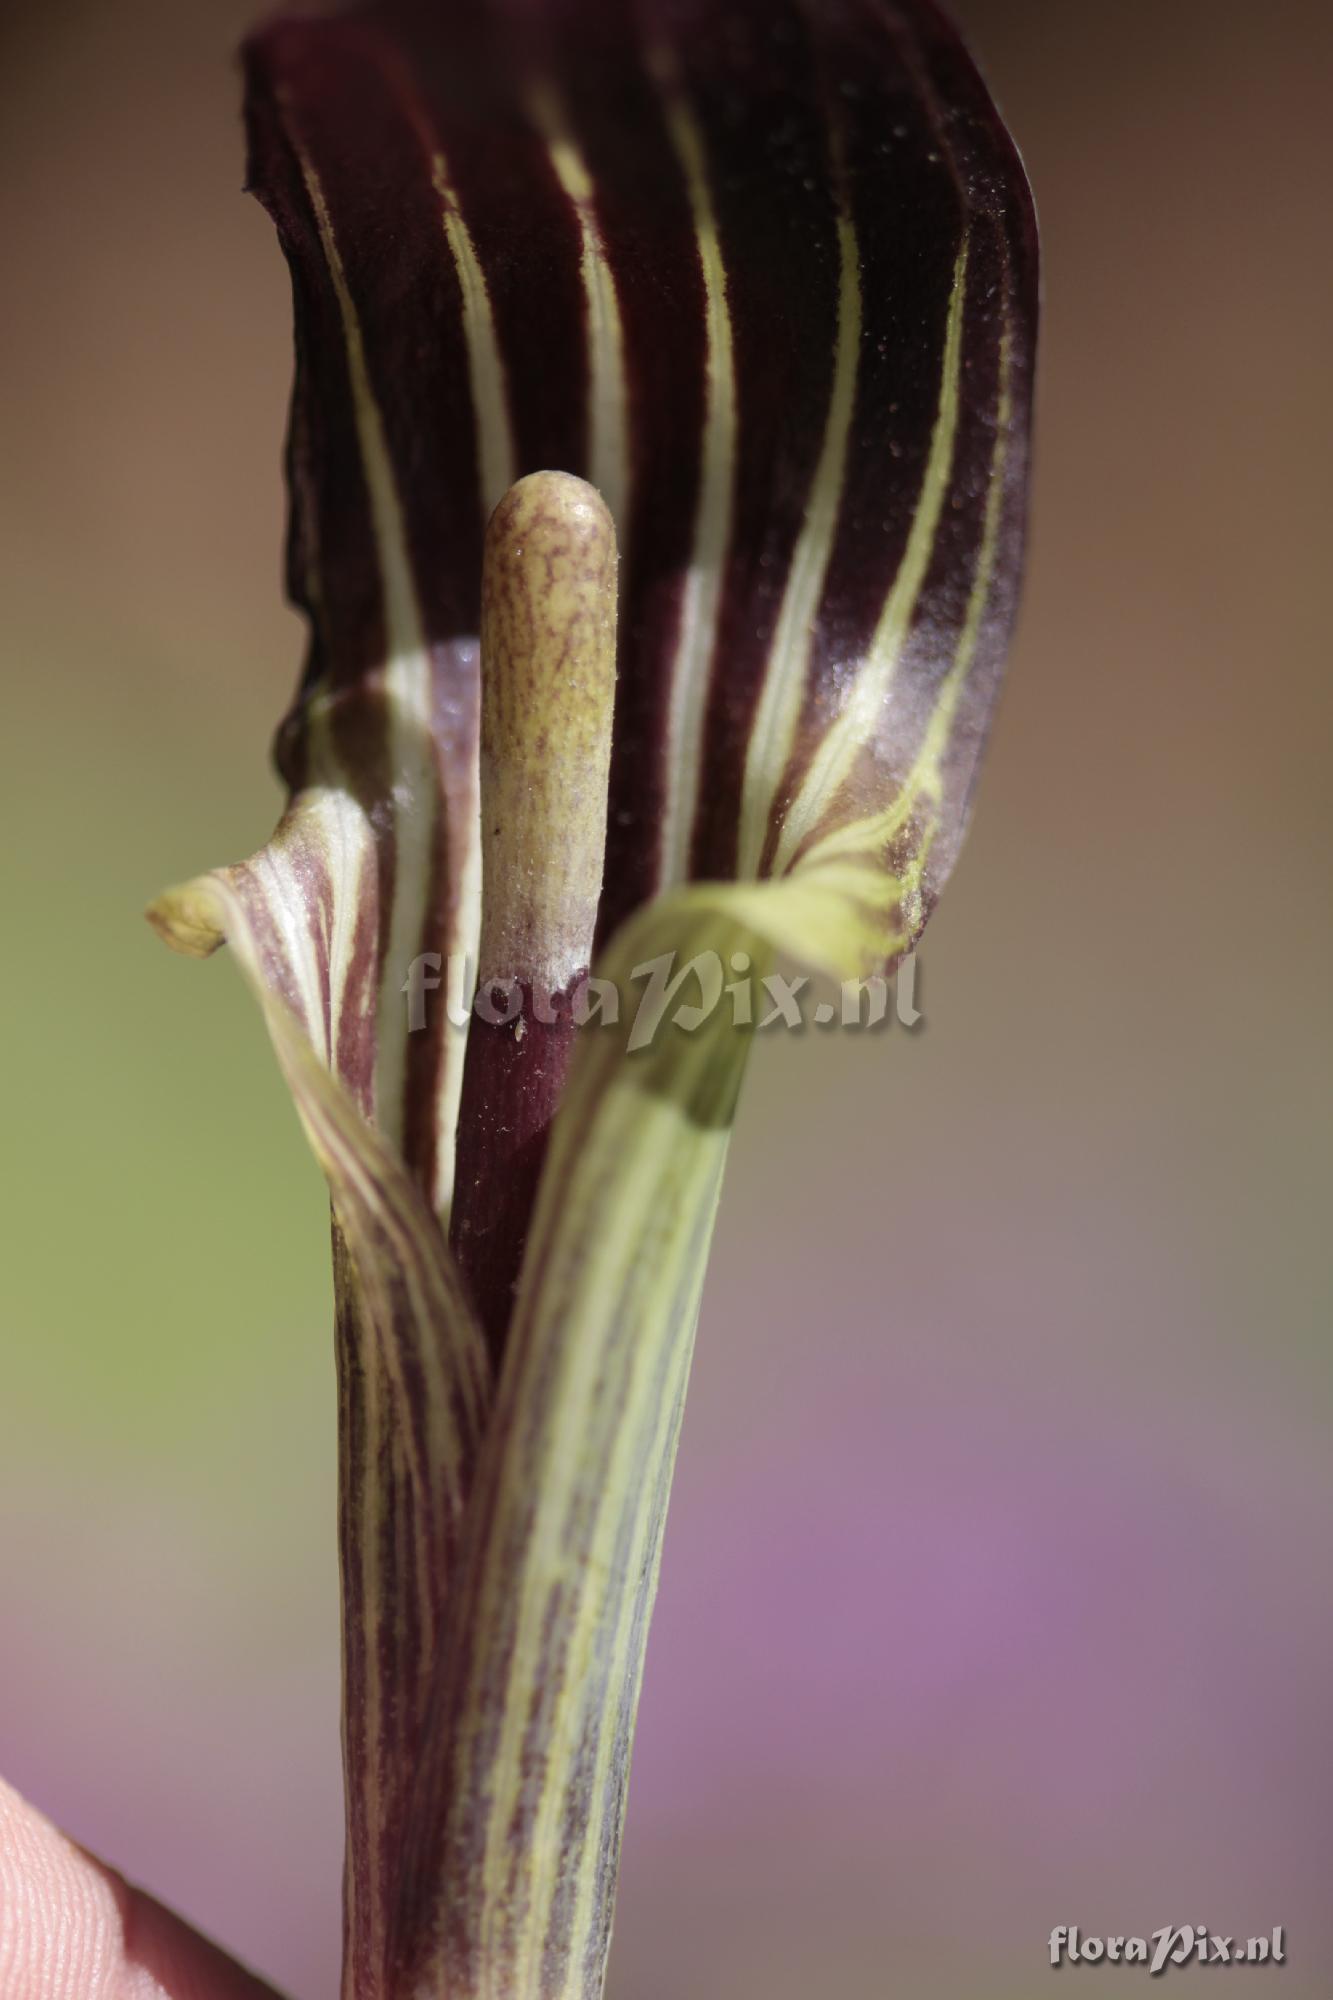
[{"xmin": 1, "ymin": 1, "xmax": 1330, "ymax": 1993}]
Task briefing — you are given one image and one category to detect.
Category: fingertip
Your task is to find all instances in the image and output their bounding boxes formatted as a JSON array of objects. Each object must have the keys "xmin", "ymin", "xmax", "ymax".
[{"xmin": 0, "ymin": 1779, "xmax": 281, "ymax": 2000}]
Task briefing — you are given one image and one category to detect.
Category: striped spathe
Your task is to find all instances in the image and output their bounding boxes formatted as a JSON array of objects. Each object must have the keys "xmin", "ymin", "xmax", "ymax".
[{"xmin": 150, "ymin": 3, "xmax": 1037, "ymax": 1995}]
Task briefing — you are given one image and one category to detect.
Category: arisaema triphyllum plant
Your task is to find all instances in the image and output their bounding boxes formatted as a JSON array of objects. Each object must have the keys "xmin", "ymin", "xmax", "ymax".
[{"xmin": 149, "ymin": 1, "xmax": 1037, "ymax": 1994}]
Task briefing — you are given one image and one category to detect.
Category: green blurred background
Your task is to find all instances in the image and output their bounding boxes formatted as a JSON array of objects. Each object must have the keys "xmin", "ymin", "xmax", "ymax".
[{"xmin": 2, "ymin": 1, "xmax": 1330, "ymax": 1993}]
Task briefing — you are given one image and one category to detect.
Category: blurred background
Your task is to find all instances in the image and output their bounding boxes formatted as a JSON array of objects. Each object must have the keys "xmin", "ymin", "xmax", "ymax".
[{"xmin": 1, "ymin": 0, "xmax": 1330, "ymax": 1994}]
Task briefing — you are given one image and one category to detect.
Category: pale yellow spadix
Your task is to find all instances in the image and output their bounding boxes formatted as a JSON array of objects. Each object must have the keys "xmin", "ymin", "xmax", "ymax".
[{"xmin": 476, "ymin": 471, "xmax": 618, "ymax": 996}]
